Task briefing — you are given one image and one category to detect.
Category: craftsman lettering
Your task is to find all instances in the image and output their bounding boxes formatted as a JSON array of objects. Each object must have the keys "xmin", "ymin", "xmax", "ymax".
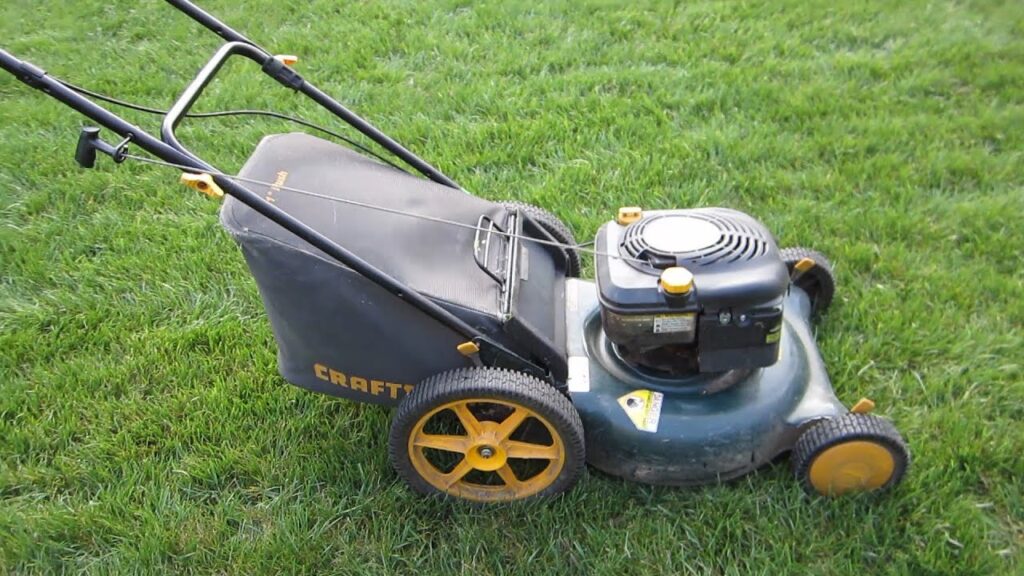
[{"xmin": 313, "ymin": 363, "xmax": 414, "ymax": 399}]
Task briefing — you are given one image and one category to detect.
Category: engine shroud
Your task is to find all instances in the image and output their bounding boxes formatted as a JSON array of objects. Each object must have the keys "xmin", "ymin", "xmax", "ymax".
[{"xmin": 595, "ymin": 208, "xmax": 790, "ymax": 374}]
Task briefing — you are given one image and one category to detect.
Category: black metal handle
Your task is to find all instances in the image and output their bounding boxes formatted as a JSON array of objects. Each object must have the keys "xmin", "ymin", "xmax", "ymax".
[
  {"xmin": 0, "ymin": 48, "xmax": 488, "ymax": 344},
  {"xmin": 159, "ymin": 41, "xmax": 271, "ymax": 164},
  {"xmin": 472, "ymin": 215, "xmax": 507, "ymax": 286},
  {"xmin": 164, "ymin": 0, "xmax": 260, "ymax": 47},
  {"xmin": 161, "ymin": 0, "xmax": 463, "ymax": 190},
  {"xmin": 1, "ymin": 5, "xmax": 553, "ymax": 380}
]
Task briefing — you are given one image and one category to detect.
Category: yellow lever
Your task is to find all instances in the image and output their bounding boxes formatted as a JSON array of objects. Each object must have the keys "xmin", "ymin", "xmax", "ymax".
[
  {"xmin": 180, "ymin": 173, "xmax": 224, "ymax": 199},
  {"xmin": 850, "ymin": 397, "xmax": 876, "ymax": 414},
  {"xmin": 790, "ymin": 257, "xmax": 816, "ymax": 281},
  {"xmin": 457, "ymin": 341, "xmax": 483, "ymax": 367},
  {"xmin": 616, "ymin": 206, "xmax": 643, "ymax": 225},
  {"xmin": 457, "ymin": 341, "xmax": 480, "ymax": 356}
]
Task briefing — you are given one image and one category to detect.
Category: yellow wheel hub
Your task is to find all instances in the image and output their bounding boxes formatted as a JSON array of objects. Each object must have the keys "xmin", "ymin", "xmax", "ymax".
[
  {"xmin": 808, "ymin": 440, "xmax": 896, "ymax": 496},
  {"xmin": 407, "ymin": 398, "xmax": 566, "ymax": 502}
]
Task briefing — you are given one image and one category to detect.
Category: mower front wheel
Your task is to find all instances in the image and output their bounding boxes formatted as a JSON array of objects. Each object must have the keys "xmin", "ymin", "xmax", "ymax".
[
  {"xmin": 501, "ymin": 201, "xmax": 582, "ymax": 277},
  {"xmin": 792, "ymin": 413, "xmax": 909, "ymax": 496},
  {"xmin": 388, "ymin": 367, "xmax": 585, "ymax": 503}
]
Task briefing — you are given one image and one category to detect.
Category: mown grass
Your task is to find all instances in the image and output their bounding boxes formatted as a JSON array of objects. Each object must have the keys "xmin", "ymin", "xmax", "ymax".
[{"xmin": 1, "ymin": 0, "xmax": 1021, "ymax": 574}]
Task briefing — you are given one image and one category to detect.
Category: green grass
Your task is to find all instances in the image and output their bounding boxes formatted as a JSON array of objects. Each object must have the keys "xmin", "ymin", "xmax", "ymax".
[{"xmin": 1, "ymin": 0, "xmax": 1021, "ymax": 573}]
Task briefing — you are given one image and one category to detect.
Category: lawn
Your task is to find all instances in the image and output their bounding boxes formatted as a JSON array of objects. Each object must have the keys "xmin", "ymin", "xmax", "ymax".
[{"xmin": 1, "ymin": 0, "xmax": 1021, "ymax": 573}]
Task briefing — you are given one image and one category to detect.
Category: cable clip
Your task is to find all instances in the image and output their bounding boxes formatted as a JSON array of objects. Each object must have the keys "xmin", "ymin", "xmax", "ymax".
[{"xmin": 180, "ymin": 173, "xmax": 224, "ymax": 199}]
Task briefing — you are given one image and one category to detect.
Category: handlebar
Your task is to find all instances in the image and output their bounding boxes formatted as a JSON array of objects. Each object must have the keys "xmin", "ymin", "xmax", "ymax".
[
  {"xmin": 159, "ymin": 0, "xmax": 462, "ymax": 189},
  {"xmin": 0, "ymin": 4, "xmax": 560, "ymax": 380},
  {"xmin": 164, "ymin": 0, "xmax": 260, "ymax": 48},
  {"xmin": 159, "ymin": 41, "xmax": 271, "ymax": 165}
]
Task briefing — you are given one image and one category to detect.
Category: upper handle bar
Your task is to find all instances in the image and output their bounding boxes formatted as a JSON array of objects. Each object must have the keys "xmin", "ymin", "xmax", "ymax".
[
  {"xmin": 159, "ymin": 41, "xmax": 270, "ymax": 165},
  {"xmin": 161, "ymin": 0, "xmax": 462, "ymax": 190},
  {"xmin": 165, "ymin": 0, "xmax": 261, "ymax": 48}
]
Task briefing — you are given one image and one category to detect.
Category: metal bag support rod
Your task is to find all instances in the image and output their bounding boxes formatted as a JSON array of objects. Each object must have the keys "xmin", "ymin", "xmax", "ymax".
[
  {"xmin": 163, "ymin": 0, "xmax": 462, "ymax": 190},
  {"xmin": 0, "ymin": 48, "xmax": 487, "ymax": 346}
]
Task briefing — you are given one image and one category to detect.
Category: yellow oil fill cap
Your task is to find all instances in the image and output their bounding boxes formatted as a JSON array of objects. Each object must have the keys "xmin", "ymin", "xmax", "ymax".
[{"xmin": 660, "ymin": 266, "xmax": 694, "ymax": 295}]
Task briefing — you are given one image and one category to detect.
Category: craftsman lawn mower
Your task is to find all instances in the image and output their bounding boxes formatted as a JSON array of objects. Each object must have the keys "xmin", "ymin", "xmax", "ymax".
[{"xmin": 1, "ymin": 1, "xmax": 909, "ymax": 502}]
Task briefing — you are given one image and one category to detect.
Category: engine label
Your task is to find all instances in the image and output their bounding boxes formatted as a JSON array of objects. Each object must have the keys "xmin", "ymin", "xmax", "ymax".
[
  {"xmin": 653, "ymin": 314, "xmax": 695, "ymax": 334},
  {"xmin": 618, "ymin": 389, "xmax": 664, "ymax": 433}
]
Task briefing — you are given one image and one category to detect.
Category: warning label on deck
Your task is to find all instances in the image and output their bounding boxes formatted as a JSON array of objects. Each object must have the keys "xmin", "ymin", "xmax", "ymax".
[{"xmin": 617, "ymin": 389, "xmax": 664, "ymax": 433}]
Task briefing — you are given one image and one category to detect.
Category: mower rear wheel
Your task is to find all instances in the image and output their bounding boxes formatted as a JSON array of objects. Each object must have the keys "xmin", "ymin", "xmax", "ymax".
[
  {"xmin": 389, "ymin": 367, "xmax": 585, "ymax": 502},
  {"xmin": 792, "ymin": 413, "xmax": 909, "ymax": 496},
  {"xmin": 501, "ymin": 201, "xmax": 582, "ymax": 277},
  {"xmin": 780, "ymin": 246, "xmax": 836, "ymax": 317}
]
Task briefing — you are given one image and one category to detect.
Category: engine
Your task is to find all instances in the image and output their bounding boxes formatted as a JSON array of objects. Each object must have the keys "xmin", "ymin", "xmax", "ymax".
[{"xmin": 595, "ymin": 207, "xmax": 790, "ymax": 375}]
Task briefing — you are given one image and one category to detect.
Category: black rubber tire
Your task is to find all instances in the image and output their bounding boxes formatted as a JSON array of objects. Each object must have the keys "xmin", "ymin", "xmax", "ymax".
[
  {"xmin": 388, "ymin": 367, "xmax": 585, "ymax": 502},
  {"xmin": 792, "ymin": 413, "xmax": 910, "ymax": 496},
  {"xmin": 501, "ymin": 201, "xmax": 582, "ymax": 277},
  {"xmin": 780, "ymin": 246, "xmax": 836, "ymax": 317}
]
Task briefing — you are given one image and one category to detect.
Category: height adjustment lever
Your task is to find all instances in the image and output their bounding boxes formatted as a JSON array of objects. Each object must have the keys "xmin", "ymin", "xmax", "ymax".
[
  {"xmin": 179, "ymin": 172, "xmax": 224, "ymax": 199},
  {"xmin": 75, "ymin": 127, "xmax": 131, "ymax": 168}
]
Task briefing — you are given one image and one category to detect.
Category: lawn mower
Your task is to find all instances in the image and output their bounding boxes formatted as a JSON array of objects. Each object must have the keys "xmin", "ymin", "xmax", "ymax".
[{"xmin": 1, "ymin": 0, "xmax": 909, "ymax": 502}]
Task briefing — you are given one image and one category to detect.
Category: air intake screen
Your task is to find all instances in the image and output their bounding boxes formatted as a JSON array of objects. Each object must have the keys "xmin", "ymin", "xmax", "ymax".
[{"xmin": 622, "ymin": 209, "xmax": 769, "ymax": 267}]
